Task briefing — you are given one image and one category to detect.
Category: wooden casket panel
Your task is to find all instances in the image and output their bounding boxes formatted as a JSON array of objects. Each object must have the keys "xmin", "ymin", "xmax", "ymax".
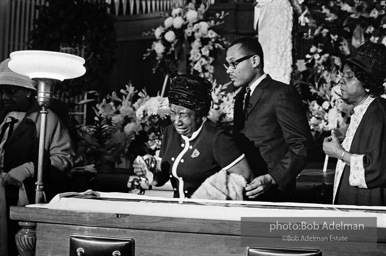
[{"xmin": 35, "ymin": 223, "xmax": 244, "ymax": 256}]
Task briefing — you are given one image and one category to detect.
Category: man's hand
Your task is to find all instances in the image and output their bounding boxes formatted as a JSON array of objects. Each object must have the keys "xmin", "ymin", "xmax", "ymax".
[
  {"xmin": 245, "ymin": 174, "xmax": 275, "ymax": 199},
  {"xmin": 1, "ymin": 173, "xmax": 22, "ymax": 188}
]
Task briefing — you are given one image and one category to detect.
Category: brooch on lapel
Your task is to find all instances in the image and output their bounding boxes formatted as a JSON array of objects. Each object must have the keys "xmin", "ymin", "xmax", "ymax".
[{"xmin": 191, "ymin": 149, "xmax": 200, "ymax": 158}]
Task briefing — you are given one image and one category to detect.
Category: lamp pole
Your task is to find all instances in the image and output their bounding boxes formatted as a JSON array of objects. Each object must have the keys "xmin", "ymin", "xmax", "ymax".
[
  {"xmin": 34, "ymin": 78, "xmax": 57, "ymax": 203},
  {"xmin": 8, "ymin": 50, "xmax": 85, "ymax": 204}
]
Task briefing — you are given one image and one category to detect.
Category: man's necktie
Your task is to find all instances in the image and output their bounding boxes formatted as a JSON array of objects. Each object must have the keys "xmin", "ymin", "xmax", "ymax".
[
  {"xmin": 0, "ymin": 116, "xmax": 18, "ymax": 147},
  {"xmin": 243, "ymin": 86, "xmax": 251, "ymax": 116}
]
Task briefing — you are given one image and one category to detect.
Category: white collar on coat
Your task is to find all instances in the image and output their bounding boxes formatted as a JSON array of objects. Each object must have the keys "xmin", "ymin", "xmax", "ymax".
[{"xmin": 249, "ymin": 73, "xmax": 267, "ymax": 94}]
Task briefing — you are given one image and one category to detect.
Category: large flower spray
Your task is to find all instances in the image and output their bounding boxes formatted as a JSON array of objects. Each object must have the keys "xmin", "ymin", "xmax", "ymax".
[{"xmin": 143, "ymin": 0, "xmax": 228, "ymax": 81}]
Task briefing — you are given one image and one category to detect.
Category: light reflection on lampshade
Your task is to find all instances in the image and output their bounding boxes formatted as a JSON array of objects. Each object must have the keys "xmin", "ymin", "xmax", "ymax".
[{"xmin": 8, "ymin": 50, "xmax": 86, "ymax": 81}]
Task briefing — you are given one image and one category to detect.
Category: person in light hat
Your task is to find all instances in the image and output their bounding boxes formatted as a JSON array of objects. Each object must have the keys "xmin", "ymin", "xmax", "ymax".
[
  {"xmin": 133, "ymin": 74, "xmax": 254, "ymax": 200},
  {"xmin": 0, "ymin": 58, "xmax": 75, "ymax": 256},
  {"xmin": 323, "ymin": 42, "xmax": 386, "ymax": 206}
]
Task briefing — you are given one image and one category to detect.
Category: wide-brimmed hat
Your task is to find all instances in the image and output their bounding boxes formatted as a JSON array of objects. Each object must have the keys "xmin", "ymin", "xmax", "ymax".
[
  {"xmin": 0, "ymin": 58, "xmax": 36, "ymax": 90},
  {"xmin": 345, "ymin": 42, "xmax": 386, "ymax": 87}
]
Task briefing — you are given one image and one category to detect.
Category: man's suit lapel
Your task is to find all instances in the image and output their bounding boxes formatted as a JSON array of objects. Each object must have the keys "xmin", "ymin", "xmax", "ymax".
[
  {"xmin": 245, "ymin": 75, "xmax": 271, "ymax": 118},
  {"xmin": 7, "ymin": 102, "xmax": 40, "ymax": 143}
]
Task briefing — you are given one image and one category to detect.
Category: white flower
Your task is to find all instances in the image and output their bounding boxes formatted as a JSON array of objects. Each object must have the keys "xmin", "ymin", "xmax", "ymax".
[
  {"xmin": 191, "ymin": 39, "xmax": 201, "ymax": 49},
  {"xmin": 144, "ymin": 1, "xmax": 228, "ymax": 79},
  {"xmin": 186, "ymin": 10, "xmax": 198, "ymax": 23},
  {"xmin": 123, "ymin": 122, "xmax": 139, "ymax": 136},
  {"xmin": 96, "ymin": 99, "xmax": 115, "ymax": 117},
  {"xmin": 366, "ymin": 25, "xmax": 374, "ymax": 34},
  {"xmin": 173, "ymin": 16, "xmax": 184, "ymax": 29},
  {"xmin": 194, "ymin": 31, "xmax": 203, "ymax": 39},
  {"xmin": 192, "ymin": 23, "xmax": 201, "ymax": 32},
  {"xmin": 208, "ymin": 30, "xmax": 217, "ymax": 38},
  {"xmin": 193, "ymin": 61, "xmax": 202, "ymax": 72},
  {"xmin": 198, "ymin": 57, "xmax": 207, "ymax": 66},
  {"xmin": 201, "ymin": 46, "xmax": 210, "ymax": 56},
  {"xmin": 370, "ymin": 36, "xmax": 380, "ymax": 43},
  {"xmin": 153, "ymin": 41, "xmax": 165, "ymax": 55},
  {"xmin": 154, "ymin": 26, "xmax": 164, "ymax": 39},
  {"xmin": 164, "ymin": 17, "xmax": 174, "ymax": 28},
  {"xmin": 164, "ymin": 30, "xmax": 176, "ymax": 42},
  {"xmin": 208, "ymin": 109, "xmax": 221, "ymax": 123},
  {"xmin": 322, "ymin": 101, "xmax": 330, "ymax": 110},
  {"xmin": 136, "ymin": 96, "xmax": 170, "ymax": 121},
  {"xmin": 369, "ymin": 8, "xmax": 379, "ymax": 19},
  {"xmin": 190, "ymin": 50, "xmax": 201, "ymax": 61},
  {"xmin": 111, "ymin": 114, "xmax": 124, "ymax": 124},
  {"xmin": 198, "ymin": 21, "xmax": 209, "ymax": 34}
]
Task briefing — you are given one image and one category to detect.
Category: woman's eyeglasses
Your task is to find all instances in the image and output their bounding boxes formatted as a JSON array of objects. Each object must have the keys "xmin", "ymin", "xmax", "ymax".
[{"xmin": 224, "ymin": 54, "xmax": 255, "ymax": 70}]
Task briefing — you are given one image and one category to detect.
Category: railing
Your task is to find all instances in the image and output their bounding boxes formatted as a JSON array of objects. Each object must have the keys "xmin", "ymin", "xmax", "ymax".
[
  {"xmin": 104, "ymin": 0, "xmax": 172, "ymax": 16},
  {"xmin": 1, "ymin": 0, "xmax": 171, "ymax": 60},
  {"xmin": 0, "ymin": 0, "xmax": 47, "ymax": 60}
]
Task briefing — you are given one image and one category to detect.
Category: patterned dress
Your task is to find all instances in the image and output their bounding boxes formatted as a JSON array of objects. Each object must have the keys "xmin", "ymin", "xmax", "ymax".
[{"xmin": 334, "ymin": 97, "xmax": 386, "ymax": 206}]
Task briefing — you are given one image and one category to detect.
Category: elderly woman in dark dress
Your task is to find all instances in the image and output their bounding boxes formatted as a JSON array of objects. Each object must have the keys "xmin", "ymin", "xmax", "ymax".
[
  {"xmin": 133, "ymin": 74, "xmax": 254, "ymax": 200},
  {"xmin": 323, "ymin": 42, "xmax": 386, "ymax": 206}
]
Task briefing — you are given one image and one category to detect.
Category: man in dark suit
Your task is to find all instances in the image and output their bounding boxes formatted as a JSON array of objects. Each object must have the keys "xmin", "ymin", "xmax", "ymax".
[{"xmin": 225, "ymin": 37, "xmax": 313, "ymax": 202}]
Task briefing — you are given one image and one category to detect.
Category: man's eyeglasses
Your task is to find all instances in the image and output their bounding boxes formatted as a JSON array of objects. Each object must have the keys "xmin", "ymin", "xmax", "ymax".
[{"xmin": 224, "ymin": 54, "xmax": 255, "ymax": 70}]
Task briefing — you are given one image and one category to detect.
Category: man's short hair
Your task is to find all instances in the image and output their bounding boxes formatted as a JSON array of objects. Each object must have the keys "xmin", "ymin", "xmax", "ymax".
[{"xmin": 229, "ymin": 37, "xmax": 264, "ymax": 70}]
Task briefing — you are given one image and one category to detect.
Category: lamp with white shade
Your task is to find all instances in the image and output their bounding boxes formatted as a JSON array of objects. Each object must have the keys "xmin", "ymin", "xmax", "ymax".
[{"xmin": 8, "ymin": 50, "xmax": 86, "ymax": 203}]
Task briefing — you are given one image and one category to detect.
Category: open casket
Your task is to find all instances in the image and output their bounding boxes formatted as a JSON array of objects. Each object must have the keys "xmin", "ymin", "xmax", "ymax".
[{"xmin": 10, "ymin": 189, "xmax": 386, "ymax": 256}]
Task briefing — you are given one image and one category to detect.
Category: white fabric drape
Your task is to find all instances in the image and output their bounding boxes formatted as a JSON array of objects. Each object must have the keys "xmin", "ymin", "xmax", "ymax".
[{"xmin": 254, "ymin": 0, "xmax": 293, "ymax": 84}]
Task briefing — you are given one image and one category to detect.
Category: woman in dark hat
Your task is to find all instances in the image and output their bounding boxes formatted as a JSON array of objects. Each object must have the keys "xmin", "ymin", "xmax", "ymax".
[
  {"xmin": 133, "ymin": 74, "xmax": 254, "ymax": 200},
  {"xmin": 323, "ymin": 42, "xmax": 386, "ymax": 206}
]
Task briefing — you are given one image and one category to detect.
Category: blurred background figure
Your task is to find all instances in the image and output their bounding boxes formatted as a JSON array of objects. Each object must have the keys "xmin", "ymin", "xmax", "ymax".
[{"xmin": 0, "ymin": 58, "xmax": 75, "ymax": 256}]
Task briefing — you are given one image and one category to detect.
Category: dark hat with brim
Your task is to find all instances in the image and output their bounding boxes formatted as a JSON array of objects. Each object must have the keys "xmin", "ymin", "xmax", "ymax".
[{"xmin": 345, "ymin": 42, "xmax": 386, "ymax": 87}]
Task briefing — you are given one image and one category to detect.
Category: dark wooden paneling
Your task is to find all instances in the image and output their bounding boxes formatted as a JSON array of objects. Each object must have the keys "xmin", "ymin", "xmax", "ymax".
[
  {"xmin": 36, "ymin": 223, "xmax": 244, "ymax": 256},
  {"xmin": 111, "ymin": 14, "xmax": 166, "ymax": 94}
]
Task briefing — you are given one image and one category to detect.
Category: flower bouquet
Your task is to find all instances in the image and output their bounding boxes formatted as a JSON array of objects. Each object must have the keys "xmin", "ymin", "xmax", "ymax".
[
  {"xmin": 135, "ymin": 90, "xmax": 172, "ymax": 154},
  {"xmin": 75, "ymin": 84, "xmax": 142, "ymax": 170},
  {"xmin": 143, "ymin": 0, "xmax": 228, "ymax": 81},
  {"xmin": 302, "ymin": 44, "xmax": 353, "ymax": 137},
  {"xmin": 208, "ymin": 80, "xmax": 236, "ymax": 132}
]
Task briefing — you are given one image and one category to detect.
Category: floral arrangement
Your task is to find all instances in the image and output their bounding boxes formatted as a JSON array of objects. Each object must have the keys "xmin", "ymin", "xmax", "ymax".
[
  {"xmin": 143, "ymin": 0, "xmax": 228, "ymax": 81},
  {"xmin": 208, "ymin": 80, "xmax": 236, "ymax": 129},
  {"xmin": 135, "ymin": 90, "xmax": 172, "ymax": 153},
  {"xmin": 74, "ymin": 78, "xmax": 236, "ymax": 170},
  {"xmin": 293, "ymin": 0, "xmax": 386, "ymax": 138},
  {"xmin": 307, "ymin": 76, "xmax": 353, "ymax": 136},
  {"xmin": 75, "ymin": 84, "xmax": 142, "ymax": 169}
]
